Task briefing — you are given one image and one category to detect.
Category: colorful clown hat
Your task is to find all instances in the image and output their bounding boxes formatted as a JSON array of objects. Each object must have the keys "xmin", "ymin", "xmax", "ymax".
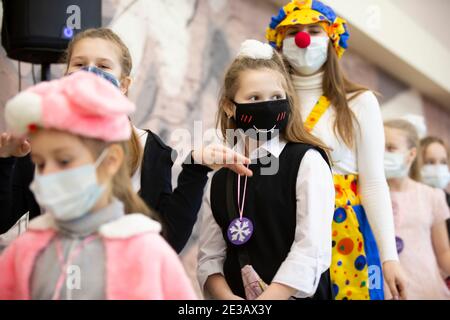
[
  {"xmin": 5, "ymin": 71, "xmax": 135, "ymax": 142},
  {"xmin": 266, "ymin": 0, "xmax": 350, "ymax": 58}
]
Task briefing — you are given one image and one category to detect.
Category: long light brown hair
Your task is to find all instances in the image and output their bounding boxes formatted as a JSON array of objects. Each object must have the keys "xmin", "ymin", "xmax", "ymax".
[
  {"xmin": 217, "ymin": 50, "xmax": 329, "ymax": 153},
  {"xmin": 82, "ymin": 137, "xmax": 160, "ymax": 223},
  {"xmin": 420, "ymin": 137, "xmax": 450, "ymax": 165},
  {"xmin": 63, "ymin": 28, "xmax": 142, "ymax": 176},
  {"xmin": 284, "ymin": 41, "xmax": 371, "ymax": 148},
  {"xmin": 384, "ymin": 119, "xmax": 422, "ymax": 182}
]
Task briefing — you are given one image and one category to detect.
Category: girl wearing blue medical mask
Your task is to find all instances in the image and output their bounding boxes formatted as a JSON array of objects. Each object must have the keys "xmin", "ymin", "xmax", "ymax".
[
  {"xmin": 0, "ymin": 72, "xmax": 197, "ymax": 300},
  {"xmin": 384, "ymin": 120, "xmax": 450, "ymax": 300},
  {"xmin": 65, "ymin": 30, "xmax": 132, "ymax": 95},
  {"xmin": 384, "ymin": 122, "xmax": 420, "ymax": 182},
  {"xmin": 0, "ymin": 28, "xmax": 251, "ymax": 254},
  {"xmin": 420, "ymin": 137, "xmax": 450, "ymax": 200},
  {"xmin": 419, "ymin": 137, "xmax": 450, "ymax": 293}
]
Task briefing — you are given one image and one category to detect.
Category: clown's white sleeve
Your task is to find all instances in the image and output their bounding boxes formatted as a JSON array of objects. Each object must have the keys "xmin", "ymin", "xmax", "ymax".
[{"xmin": 353, "ymin": 91, "xmax": 399, "ymax": 263}]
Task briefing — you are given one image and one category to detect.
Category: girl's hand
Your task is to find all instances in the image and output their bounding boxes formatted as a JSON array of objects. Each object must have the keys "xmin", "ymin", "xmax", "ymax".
[
  {"xmin": 256, "ymin": 283, "xmax": 296, "ymax": 300},
  {"xmin": 0, "ymin": 133, "xmax": 31, "ymax": 158},
  {"xmin": 205, "ymin": 274, "xmax": 245, "ymax": 300},
  {"xmin": 192, "ymin": 144, "xmax": 253, "ymax": 177},
  {"xmin": 383, "ymin": 260, "xmax": 408, "ymax": 300}
]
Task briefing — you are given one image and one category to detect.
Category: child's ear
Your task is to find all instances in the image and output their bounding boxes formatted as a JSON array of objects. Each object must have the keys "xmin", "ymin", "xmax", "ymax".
[
  {"xmin": 120, "ymin": 76, "xmax": 133, "ymax": 95},
  {"xmin": 223, "ymin": 100, "xmax": 236, "ymax": 119},
  {"xmin": 408, "ymin": 147, "xmax": 418, "ymax": 164},
  {"xmin": 103, "ymin": 144, "xmax": 124, "ymax": 177}
]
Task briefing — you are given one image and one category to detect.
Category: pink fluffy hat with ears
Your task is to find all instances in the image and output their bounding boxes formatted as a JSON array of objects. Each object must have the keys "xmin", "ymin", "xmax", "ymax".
[{"xmin": 5, "ymin": 71, "xmax": 135, "ymax": 142}]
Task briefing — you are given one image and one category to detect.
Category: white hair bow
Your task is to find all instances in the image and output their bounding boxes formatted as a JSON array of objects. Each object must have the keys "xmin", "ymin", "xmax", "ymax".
[{"xmin": 237, "ymin": 39, "xmax": 274, "ymax": 60}]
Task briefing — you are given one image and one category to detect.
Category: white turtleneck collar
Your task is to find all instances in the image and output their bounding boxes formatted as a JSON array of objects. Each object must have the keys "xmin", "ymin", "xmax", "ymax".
[
  {"xmin": 291, "ymin": 72, "xmax": 325, "ymax": 116},
  {"xmin": 291, "ymin": 71, "xmax": 324, "ymax": 93}
]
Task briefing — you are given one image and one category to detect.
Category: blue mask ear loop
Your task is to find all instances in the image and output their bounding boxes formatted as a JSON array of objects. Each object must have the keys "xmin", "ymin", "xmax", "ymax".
[
  {"xmin": 92, "ymin": 148, "xmax": 111, "ymax": 196},
  {"xmin": 94, "ymin": 148, "xmax": 110, "ymax": 169}
]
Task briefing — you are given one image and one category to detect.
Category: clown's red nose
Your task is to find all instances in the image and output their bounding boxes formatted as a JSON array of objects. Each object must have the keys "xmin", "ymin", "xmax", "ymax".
[{"xmin": 295, "ymin": 32, "xmax": 311, "ymax": 49}]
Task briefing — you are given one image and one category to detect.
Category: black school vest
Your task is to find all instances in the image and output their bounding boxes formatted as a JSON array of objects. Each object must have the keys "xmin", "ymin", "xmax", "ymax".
[{"xmin": 210, "ymin": 143, "xmax": 333, "ymax": 300}]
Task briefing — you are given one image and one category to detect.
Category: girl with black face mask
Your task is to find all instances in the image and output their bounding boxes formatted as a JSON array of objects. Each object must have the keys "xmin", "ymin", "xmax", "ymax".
[{"xmin": 197, "ymin": 40, "xmax": 335, "ymax": 300}]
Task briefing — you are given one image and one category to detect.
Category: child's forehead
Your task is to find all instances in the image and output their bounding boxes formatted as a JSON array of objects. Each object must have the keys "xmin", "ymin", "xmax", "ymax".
[
  {"xmin": 238, "ymin": 68, "xmax": 286, "ymax": 88},
  {"xmin": 426, "ymin": 143, "xmax": 447, "ymax": 156},
  {"xmin": 30, "ymin": 131, "xmax": 94, "ymax": 157},
  {"xmin": 71, "ymin": 37, "xmax": 121, "ymax": 61},
  {"xmin": 384, "ymin": 127, "xmax": 409, "ymax": 144},
  {"xmin": 30, "ymin": 129, "xmax": 81, "ymax": 146}
]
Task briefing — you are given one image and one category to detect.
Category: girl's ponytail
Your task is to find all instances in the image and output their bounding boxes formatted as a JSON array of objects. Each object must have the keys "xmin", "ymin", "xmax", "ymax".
[{"xmin": 128, "ymin": 125, "xmax": 143, "ymax": 176}]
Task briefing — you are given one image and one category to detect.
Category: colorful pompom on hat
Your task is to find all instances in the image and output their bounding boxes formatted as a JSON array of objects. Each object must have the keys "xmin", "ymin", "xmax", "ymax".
[
  {"xmin": 5, "ymin": 71, "xmax": 135, "ymax": 142},
  {"xmin": 266, "ymin": 0, "xmax": 350, "ymax": 58}
]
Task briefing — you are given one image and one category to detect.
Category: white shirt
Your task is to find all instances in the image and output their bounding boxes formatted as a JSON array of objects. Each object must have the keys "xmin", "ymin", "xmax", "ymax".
[
  {"xmin": 292, "ymin": 72, "xmax": 398, "ymax": 263},
  {"xmin": 197, "ymin": 134, "xmax": 335, "ymax": 299}
]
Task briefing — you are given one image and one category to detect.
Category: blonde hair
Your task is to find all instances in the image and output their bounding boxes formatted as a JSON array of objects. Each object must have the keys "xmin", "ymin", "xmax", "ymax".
[
  {"xmin": 217, "ymin": 50, "xmax": 329, "ymax": 153},
  {"xmin": 63, "ymin": 28, "xmax": 142, "ymax": 176},
  {"xmin": 63, "ymin": 28, "xmax": 132, "ymax": 78},
  {"xmin": 82, "ymin": 137, "xmax": 160, "ymax": 222},
  {"xmin": 384, "ymin": 119, "xmax": 421, "ymax": 182}
]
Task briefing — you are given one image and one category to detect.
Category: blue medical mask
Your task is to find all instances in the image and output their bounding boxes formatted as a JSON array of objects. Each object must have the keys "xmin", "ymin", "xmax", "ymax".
[
  {"xmin": 80, "ymin": 66, "xmax": 121, "ymax": 88},
  {"xmin": 384, "ymin": 152, "xmax": 410, "ymax": 179},
  {"xmin": 30, "ymin": 149, "xmax": 109, "ymax": 222},
  {"xmin": 421, "ymin": 164, "xmax": 450, "ymax": 189}
]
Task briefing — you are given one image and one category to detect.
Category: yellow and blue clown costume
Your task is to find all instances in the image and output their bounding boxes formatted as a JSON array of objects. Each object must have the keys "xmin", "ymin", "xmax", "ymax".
[
  {"xmin": 266, "ymin": 0, "xmax": 350, "ymax": 58},
  {"xmin": 266, "ymin": 0, "xmax": 384, "ymax": 300}
]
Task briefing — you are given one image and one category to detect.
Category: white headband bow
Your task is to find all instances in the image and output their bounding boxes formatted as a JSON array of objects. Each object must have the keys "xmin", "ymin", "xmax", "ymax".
[{"xmin": 237, "ymin": 39, "xmax": 274, "ymax": 60}]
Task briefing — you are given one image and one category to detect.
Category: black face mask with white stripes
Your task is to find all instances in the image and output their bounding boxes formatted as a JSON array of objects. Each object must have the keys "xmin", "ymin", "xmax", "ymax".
[{"xmin": 233, "ymin": 99, "xmax": 291, "ymax": 141}]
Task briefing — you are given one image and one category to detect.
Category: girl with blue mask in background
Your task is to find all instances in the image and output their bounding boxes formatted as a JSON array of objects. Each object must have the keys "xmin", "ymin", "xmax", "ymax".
[
  {"xmin": 419, "ymin": 137, "xmax": 450, "ymax": 202},
  {"xmin": 384, "ymin": 120, "xmax": 450, "ymax": 300},
  {"xmin": 0, "ymin": 28, "xmax": 251, "ymax": 254}
]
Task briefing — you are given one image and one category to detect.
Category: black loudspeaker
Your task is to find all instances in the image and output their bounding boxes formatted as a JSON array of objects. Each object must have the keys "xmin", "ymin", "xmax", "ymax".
[{"xmin": 1, "ymin": 0, "xmax": 102, "ymax": 64}]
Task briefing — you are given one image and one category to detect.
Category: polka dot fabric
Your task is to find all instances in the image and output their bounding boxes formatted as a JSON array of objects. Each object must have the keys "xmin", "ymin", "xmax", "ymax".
[
  {"xmin": 266, "ymin": 0, "xmax": 350, "ymax": 58},
  {"xmin": 332, "ymin": 175, "xmax": 384, "ymax": 300}
]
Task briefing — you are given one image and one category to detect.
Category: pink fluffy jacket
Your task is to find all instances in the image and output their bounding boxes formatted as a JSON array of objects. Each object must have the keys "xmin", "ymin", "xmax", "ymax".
[{"xmin": 0, "ymin": 213, "xmax": 198, "ymax": 300}]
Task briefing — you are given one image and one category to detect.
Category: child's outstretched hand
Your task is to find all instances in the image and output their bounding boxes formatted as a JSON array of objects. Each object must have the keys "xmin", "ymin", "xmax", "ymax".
[
  {"xmin": 0, "ymin": 133, "xmax": 31, "ymax": 158},
  {"xmin": 193, "ymin": 144, "xmax": 253, "ymax": 177}
]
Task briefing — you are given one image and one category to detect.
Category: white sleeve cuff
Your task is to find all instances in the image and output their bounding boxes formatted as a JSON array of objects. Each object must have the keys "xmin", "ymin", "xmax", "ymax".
[
  {"xmin": 197, "ymin": 259, "xmax": 225, "ymax": 297},
  {"xmin": 380, "ymin": 251, "xmax": 399, "ymax": 264},
  {"xmin": 273, "ymin": 252, "xmax": 328, "ymax": 299}
]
